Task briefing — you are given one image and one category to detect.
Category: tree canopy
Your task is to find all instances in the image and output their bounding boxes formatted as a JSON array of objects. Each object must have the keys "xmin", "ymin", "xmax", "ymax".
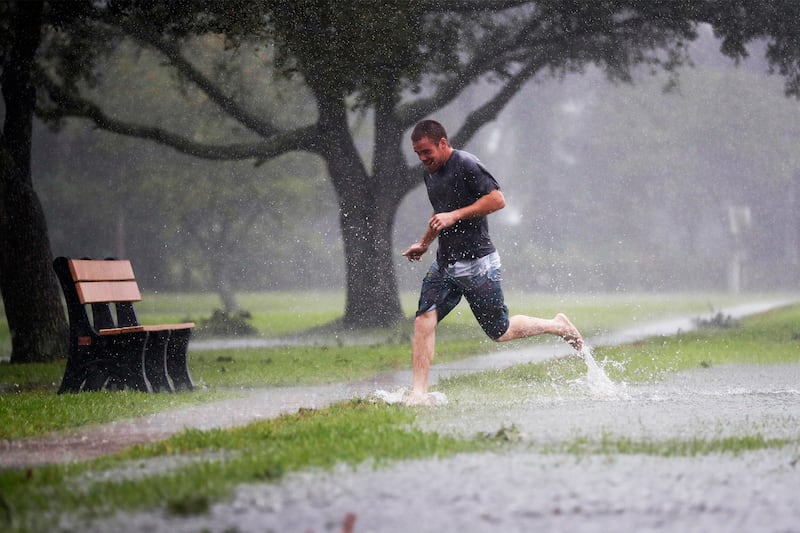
[
  {"xmin": 32, "ymin": 0, "xmax": 713, "ymax": 327},
  {"xmin": 4, "ymin": 0, "xmax": 800, "ymax": 361}
]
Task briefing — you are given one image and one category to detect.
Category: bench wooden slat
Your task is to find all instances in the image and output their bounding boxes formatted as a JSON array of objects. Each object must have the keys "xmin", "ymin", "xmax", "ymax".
[
  {"xmin": 69, "ymin": 259, "xmax": 135, "ymax": 282},
  {"xmin": 97, "ymin": 323, "xmax": 195, "ymax": 336},
  {"xmin": 97, "ymin": 326, "xmax": 146, "ymax": 335},
  {"xmin": 75, "ymin": 280, "xmax": 142, "ymax": 304},
  {"xmin": 139, "ymin": 322, "xmax": 196, "ymax": 332}
]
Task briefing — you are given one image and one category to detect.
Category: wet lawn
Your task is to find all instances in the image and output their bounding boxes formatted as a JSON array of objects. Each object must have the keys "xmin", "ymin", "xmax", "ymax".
[{"xmin": 0, "ymin": 302, "xmax": 798, "ymax": 531}]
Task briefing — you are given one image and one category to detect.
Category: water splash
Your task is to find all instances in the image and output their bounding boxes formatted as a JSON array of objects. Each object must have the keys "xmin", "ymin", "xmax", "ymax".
[
  {"xmin": 577, "ymin": 345, "xmax": 629, "ymax": 400},
  {"xmin": 373, "ymin": 388, "xmax": 449, "ymax": 406},
  {"xmin": 372, "ymin": 347, "xmax": 626, "ymax": 406}
]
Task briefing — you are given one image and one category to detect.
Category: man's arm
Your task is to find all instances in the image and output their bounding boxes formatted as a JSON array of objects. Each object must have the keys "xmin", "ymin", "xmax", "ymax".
[
  {"xmin": 402, "ymin": 215, "xmax": 440, "ymax": 262},
  {"xmin": 429, "ymin": 189, "xmax": 505, "ymax": 231},
  {"xmin": 402, "ymin": 189, "xmax": 505, "ymax": 262}
]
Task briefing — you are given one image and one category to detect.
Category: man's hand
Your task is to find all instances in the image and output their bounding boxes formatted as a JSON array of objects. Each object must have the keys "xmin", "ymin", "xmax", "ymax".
[
  {"xmin": 402, "ymin": 241, "xmax": 429, "ymax": 262},
  {"xmin": 429, "ymin": 212, "xmax": 457, "ymax": 232}
]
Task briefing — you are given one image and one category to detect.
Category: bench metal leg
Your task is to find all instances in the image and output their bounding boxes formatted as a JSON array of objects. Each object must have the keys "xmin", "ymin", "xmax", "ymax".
[
  {"xmin": 59, "ymin": 346, "xmax": 117, "ymax": 393},
  {"xmin": 144, "ymin": 331, "xmax": 173, "ymax": 393},
  {"xmin": 83, "ymin": 363, "xmax": 111, "ymax": 391},
  {"xmin": 165, "ymin": 329, "xmax": 194, "ymax": 391},
  {"xmin": 58, "ymin": 346, "xmax": 91, "ymax": 394},
  {"xmin": 109, "ymin": 333, "xmax": 152, "ymax": 393}
]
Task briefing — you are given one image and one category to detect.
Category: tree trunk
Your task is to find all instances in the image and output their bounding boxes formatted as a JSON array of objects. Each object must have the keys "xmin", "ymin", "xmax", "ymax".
[
  {"xmin": 0, "ymin": 1, "xmax": 68, "ymax": 363},
  {"xmin": 338, "ymin": 197, "xmax": 403, "ymax": 327},
  {"xmin": 211, "ymin": 257, "xmax": 241, "ymax": 314},
  {"xmin": 316, "ymin": 93, "xmax": 404, "ymax": 327}
]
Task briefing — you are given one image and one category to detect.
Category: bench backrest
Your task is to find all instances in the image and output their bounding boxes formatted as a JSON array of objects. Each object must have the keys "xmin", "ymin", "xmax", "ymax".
[
  {"xmin": 54, "ymin": 257, "xmax": 145, "ymax": 335},
  {"xmin": 68, "ymin": 259, "xmax": 142, "ymax": 304}
]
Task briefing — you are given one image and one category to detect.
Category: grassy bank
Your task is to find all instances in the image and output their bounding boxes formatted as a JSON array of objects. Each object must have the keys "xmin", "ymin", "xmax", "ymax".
[
  {"xmin": 0, "ymin": 292, "xmax": 780, "ymax": 439},
  {"xmin": 0, "ymin": 292, "xmax": 794, "ymax": 439},
  {"xmin": 0, "ymin": 400, "xmax": 490, "ymax": 531},
  {"xmin": 0, "ymin": 302, "xmax": 797, "ymax": 531}
]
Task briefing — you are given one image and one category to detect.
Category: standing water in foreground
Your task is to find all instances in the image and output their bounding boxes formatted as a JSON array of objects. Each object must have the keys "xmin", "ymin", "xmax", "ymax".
[{"xmin": 373, "ymin": 345, "xmax": 627, "ymax": 406}]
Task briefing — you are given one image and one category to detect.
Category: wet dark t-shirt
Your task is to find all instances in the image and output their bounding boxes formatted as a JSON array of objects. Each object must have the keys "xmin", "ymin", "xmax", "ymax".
[{"xmin": 423, "ymin": 149, "xmax": 501, "ymax": 265}]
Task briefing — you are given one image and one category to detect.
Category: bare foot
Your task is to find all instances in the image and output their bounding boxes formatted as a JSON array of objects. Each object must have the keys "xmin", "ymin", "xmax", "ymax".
[
  {"xmin": 404, "ymin": 390, "xmax": 434, "ymax": 406},
  {"xmin": 555, "ymin": 313, "xmax": 583, "ymax": 352}
]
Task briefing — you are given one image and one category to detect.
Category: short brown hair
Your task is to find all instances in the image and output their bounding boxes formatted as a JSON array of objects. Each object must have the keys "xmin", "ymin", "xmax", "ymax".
[{"xmin": 411, "ymin": 120, "xmax": 448, "ymax": 144}]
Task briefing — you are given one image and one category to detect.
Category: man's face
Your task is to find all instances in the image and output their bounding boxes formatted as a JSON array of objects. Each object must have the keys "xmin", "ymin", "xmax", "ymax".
[{"xmin": 413, "ymin": 136, "xmax": 449, "ymax": 173}]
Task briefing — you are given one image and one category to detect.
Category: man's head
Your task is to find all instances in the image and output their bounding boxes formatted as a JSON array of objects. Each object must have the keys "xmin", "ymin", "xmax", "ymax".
[{"xmin": 412, "ymin": 119, "xmax": 452, "ymax": 173}]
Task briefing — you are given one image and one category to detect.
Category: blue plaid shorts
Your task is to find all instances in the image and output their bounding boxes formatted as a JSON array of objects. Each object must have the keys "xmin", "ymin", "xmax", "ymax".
[{"xmin": 416, "ymin": 253, "xmax": 510, "ymax": 340}]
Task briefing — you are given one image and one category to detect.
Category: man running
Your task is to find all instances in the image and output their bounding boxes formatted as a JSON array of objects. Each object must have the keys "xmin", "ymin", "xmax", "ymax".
[{"xmin": 403, "ymin": 119, "xmax": 583, "ymax": 404}]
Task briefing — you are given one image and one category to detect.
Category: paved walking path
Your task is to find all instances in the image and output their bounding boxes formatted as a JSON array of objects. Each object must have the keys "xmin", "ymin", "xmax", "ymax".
[{"xmin": 0, "ymin": 300, "xmax": 793, "ymax": 468}]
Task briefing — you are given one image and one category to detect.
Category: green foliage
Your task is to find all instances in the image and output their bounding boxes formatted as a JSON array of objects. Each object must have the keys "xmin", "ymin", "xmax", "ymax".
[
  {"xmin": 268, "ymin": 0, "xmax": 428, "ymax": 105},
  {"xmin": 25, "ymin": 1, "xmax": 800, "ymax": 318}
]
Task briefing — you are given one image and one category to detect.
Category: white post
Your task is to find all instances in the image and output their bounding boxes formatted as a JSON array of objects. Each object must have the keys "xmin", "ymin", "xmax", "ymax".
[{"xmin": 727, "ymin": 205, "xmax": 751, "ymax": 295}]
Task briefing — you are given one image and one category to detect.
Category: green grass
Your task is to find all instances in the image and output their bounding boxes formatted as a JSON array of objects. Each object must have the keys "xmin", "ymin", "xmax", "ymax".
[
  {"xmin": 0, "ymin": 390, "xmax": 229, "ymax": 440},
  {"xmin": 0, "ymin": 299, "xmax": 798, "ymax": 531},
  {"xmin": 135, "ymin": 290, "xmax": 349, "ymax": 337},
  {"xmin": 0, "ymin": 291, "xmax": 793, "ymax": 439},
  {"xmin": 596, "ymin": 303, "xmax": 800, "ymax": 382},
  {"xmin": 560, "ymin": 432, "xmax": 792, "ymax": 456},
  {"xmin": 438, "ymin": 304, "xmax": 800, "ymax": 399},
  {"xmin": 0, "ymin": 400, "xmax": 489, "ymax": 531}
]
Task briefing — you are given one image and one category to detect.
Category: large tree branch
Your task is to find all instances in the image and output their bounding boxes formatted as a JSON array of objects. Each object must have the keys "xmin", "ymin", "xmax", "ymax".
[
  {"xmin": 118, "ymin": 21, "xmax": 283, "ymax": 140},
  {"xmin": 450, "ymin": 57, "xmax": 542, "ymax": 149},
  {"xmin": 396, "ymin": 15, "xmax": 545, "ymax": 127},
  {"xmin": 36, "ymin": 66, "xmax": 321, "ymax": 163},
  {"xmin": 400, "ymin": 4, "xmax": 695, "ymax": 134}
]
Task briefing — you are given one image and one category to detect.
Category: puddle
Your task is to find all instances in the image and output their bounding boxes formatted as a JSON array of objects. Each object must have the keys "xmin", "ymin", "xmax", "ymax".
[
  {"xmin": 71, "ymin": 452, "xmax": 234, "ymax": 487},
  {"xmin": 369, "ymin": 346, "xmax": 624, "ymax": 407},
  {"xmin": 418, "ymin": 363, "xmax": 800, "ymax": 444},
  {"xmin": 9, "ymin": 300, "xmax": 800, "ymax": 531},
  {"xmin": 141, "ymin": 450, "xmax": 798, "ymax": 533},
  {"xmin": 2, "ymin": 300, "xmax": 793, "ymax": 469},
  {"xmin": 85, "ymin": 363, "xmax": 800, "ymax": 533}
]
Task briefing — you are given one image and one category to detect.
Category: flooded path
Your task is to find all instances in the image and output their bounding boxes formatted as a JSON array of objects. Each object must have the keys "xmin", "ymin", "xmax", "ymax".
[
  {"xmin": 5, "ymin": 300, "xmax": 800, "ymax": 532},
  {"xmin": 0, "ymin": 300, "xmax": 793, "ymax": 468},
  {"xmin": 91, "ymin": 364, "xmax": 800, "ymax": 533}
]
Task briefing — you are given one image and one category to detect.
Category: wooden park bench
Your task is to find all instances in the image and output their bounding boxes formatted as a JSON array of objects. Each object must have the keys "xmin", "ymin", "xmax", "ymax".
[{"xmin": 53, "ymin": 257, "xmax": 195, "ymax": 393}]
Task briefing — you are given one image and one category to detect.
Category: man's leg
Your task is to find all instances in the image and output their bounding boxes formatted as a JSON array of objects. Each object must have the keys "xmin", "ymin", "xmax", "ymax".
[
  {"xmin": 411, "ymin": 309, "xmax": 438, "ymax": 396},
  {"xmin": 496, "ymin": 313, "xmax": 583, "ymax": 351},
  {"xmin": 463, "ymin": 260, "xmax": 584, "ymax": 351}
]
